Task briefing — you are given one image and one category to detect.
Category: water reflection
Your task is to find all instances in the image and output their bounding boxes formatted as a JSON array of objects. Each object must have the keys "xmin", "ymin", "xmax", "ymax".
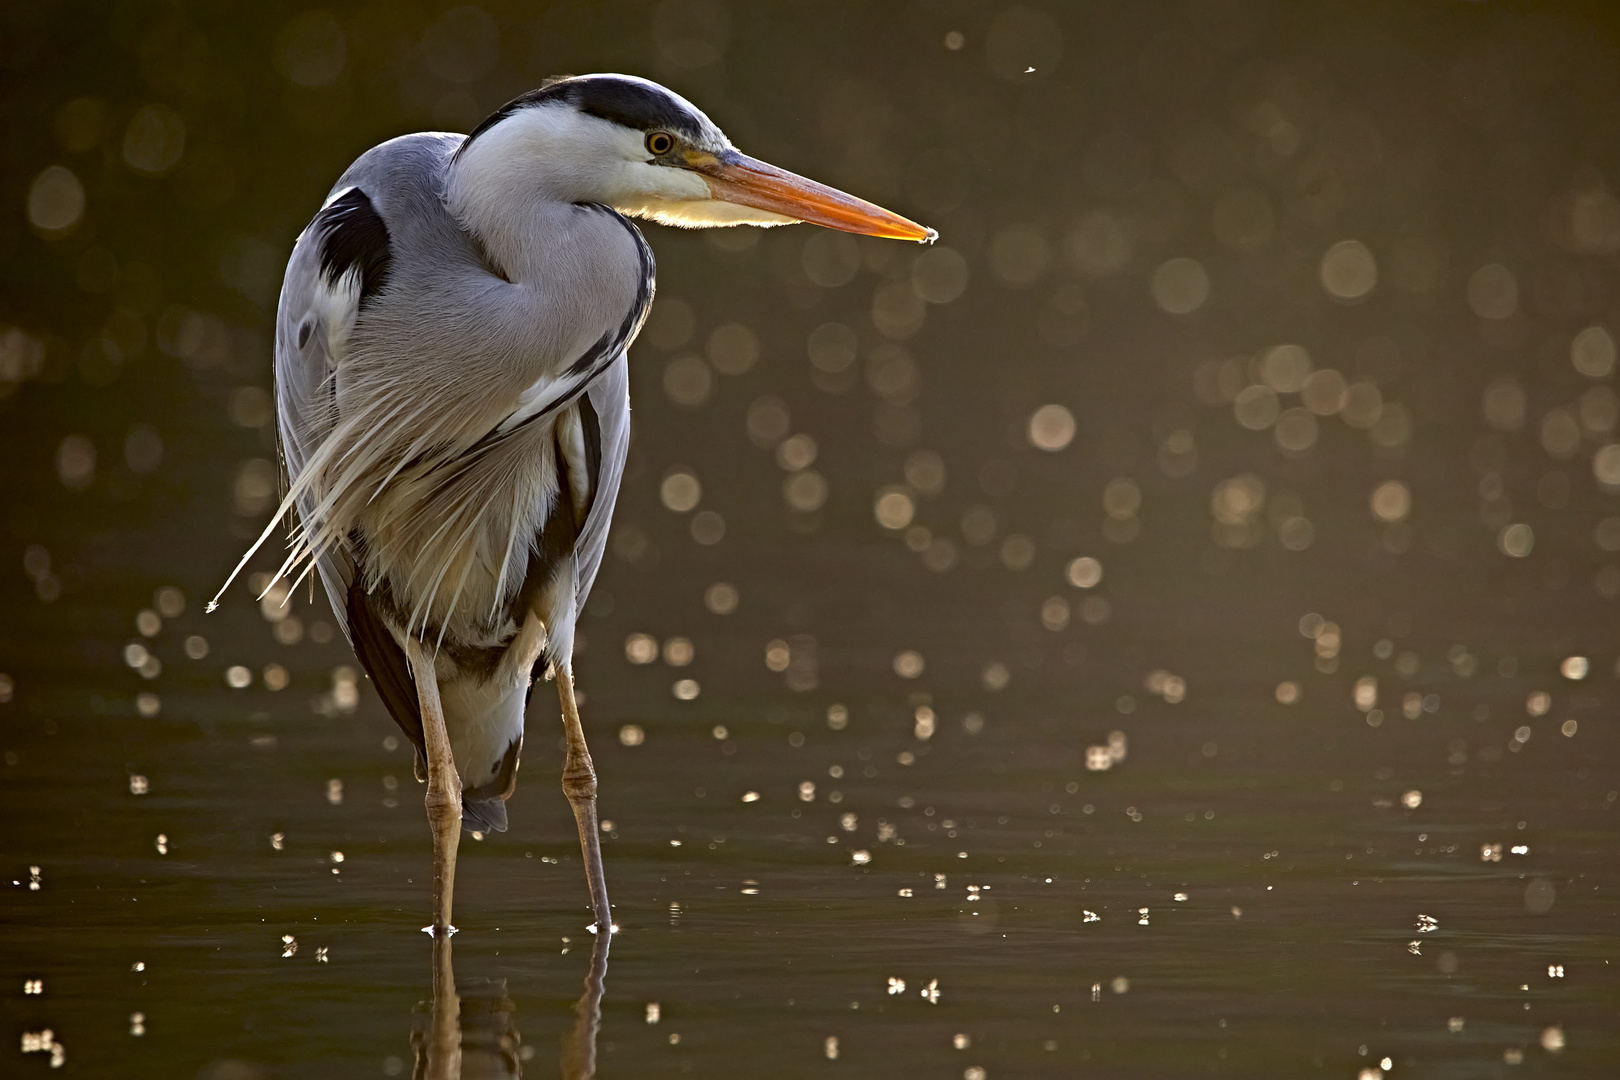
[
  {"xmin": 558, "ymin": 934, "xmax": 610, "ymax": 1080},
  {"xmin": 411, "ymin": 937, "xmax": 471, "ymax": 1079},
  {"xmin": 409, "ymin": 933, "xmax": 608, "ymax": 1080}
]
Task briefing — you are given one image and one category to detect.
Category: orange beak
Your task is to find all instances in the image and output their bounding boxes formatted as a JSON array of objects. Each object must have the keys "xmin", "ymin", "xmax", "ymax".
[{"xmin": 692, "ymin": 151, "xmax": 936, "ymax": 243}]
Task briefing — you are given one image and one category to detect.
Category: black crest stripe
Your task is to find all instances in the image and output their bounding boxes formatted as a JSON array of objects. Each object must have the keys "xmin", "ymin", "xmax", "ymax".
[
  {"xmin": 569, "ymin": 78, "xmax": 702, "ymax": 138},
  {"xmin": 316, "ymin": 189, "xmax": 392, "ymax": 308},
  {"xmin": 462, "ymin": 85, "xmax": 563, "ymax": 145},
  {"xmin": 460, "ymin": 75, "xmax": 704, "ymax": 153}
]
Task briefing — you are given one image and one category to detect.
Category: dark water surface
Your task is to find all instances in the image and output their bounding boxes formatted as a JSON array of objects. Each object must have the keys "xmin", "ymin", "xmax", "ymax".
[
  {"xmin": 4, "ymin": 1, "xmax": 1620, "ymax": 1076},
  {"xmin": 4, "ymin": 591, "xmax": 1619, "ymax": 1078}
]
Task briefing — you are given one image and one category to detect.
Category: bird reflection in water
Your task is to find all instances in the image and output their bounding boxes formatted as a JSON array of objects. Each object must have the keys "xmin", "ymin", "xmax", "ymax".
[{"xmin": 410, "ymin": 933, "xmax": 610, "ymax": 1079}]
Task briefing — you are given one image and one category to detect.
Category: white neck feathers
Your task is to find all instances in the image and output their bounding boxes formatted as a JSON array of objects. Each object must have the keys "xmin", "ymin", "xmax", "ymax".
[{"xmin": 447, "ymin": 103, "xmax": 791, "ymax": 266}]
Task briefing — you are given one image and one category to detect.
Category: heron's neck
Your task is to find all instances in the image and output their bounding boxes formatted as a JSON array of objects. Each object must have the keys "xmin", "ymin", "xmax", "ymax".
[
  {"xmin": 447, "ymin": 108, "xmax": 622, "ymax": 280},
  {"xmin": 448, "ymin": 183, "xmax": 568, "ymax": 283}
]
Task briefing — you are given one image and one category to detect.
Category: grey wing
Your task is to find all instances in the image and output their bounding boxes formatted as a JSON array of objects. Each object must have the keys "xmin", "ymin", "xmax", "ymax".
[
  {"xmin": 573, "ymin": 352, "xmax": 631, "ymax": 613},
  {"xmin": 273, "ymin": 212, "xmax": 358, "ymax": 640}
]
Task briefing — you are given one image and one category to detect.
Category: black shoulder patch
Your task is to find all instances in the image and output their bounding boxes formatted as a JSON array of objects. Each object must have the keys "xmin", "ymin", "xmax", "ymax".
[
  {"xmin": 316, "ymin": 188, "xmax": 392, "ymax": 309},
  {"xmin": 461, "ymin": 75, "xmax": 703, "ymax": 151}
]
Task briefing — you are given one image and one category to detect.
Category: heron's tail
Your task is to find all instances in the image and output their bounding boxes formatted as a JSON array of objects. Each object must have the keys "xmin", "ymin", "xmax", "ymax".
[{"xmin": 461, "ymin": 793, "xmax": 509, "ymax": 833}]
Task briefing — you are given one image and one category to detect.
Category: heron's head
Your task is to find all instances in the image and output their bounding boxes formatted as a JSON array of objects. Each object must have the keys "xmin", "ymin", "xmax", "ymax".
[{"xmin": 452, "ymin": 74, "xmax": 934, "ymax": 242}]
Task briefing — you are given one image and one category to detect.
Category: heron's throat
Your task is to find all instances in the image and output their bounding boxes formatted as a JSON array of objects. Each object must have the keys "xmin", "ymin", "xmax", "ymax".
[
  {"xmin": 446, "ymin": 155, "xmax": 552, "ymax": 283},
  {"xmin": 449, "ymin": 107, "xmax": 648, "ymax": 277}
]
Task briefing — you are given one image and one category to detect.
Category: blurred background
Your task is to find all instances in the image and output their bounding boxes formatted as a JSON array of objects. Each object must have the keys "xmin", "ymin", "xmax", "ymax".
[{"xmin": 2, "ymin": 1, "xmax": 1619, "ymax": 1076}]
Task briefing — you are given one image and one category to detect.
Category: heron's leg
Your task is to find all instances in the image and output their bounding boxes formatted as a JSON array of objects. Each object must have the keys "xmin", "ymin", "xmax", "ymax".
[
  {"xmin": 407, "ymin": 637, "xmax": 461, "ymax": 937},
  {"xmin": 556, "ymin": 664, "xmax": 612, "ymax": 931}
]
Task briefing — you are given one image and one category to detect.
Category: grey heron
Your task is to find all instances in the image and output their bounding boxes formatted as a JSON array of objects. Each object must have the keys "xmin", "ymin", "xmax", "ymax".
[{"xmin": 212, "ymin": 74, "xmax": 933, "ymax": 937}]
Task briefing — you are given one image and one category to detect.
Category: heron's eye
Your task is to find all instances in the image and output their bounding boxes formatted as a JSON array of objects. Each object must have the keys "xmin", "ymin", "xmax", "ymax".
[{"xmin": 645, "ymin": 131, "xmax": 675, "ymax": 156}]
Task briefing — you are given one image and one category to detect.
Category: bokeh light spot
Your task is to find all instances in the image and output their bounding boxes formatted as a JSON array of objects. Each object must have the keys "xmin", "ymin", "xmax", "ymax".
[
  {"xmin": 1320, "ymin": 240, "xmax": 1377, "ymax": 301},
  {"xmin": 707, "ymin": 322, "xmax": 758, "ymax": 375},
  {"xmin": 660, "ymin": 469, "xmax": 702, "ymax": 513},
  {"xmin": 784, "ymin": 470, "xmax": 828, "ymax": 513},
  {"xmin": 663, "ymin": 355, "xmax": 712, "ymax": 406},
  {"xmin": 1027, "ymin": 404, "xmax": 1075, "ymax": 451},
  {"xmin": 874, "ymin": 487, "xmax": 915, "ymax": 530},
  {"xmin": 123, "ymin": 105, "xmax": 186, "ymax": 176},
  {"xmin": 807, "ymin": 323, "xmax": 856, "ymax": 374},
  {"xmin": 704, "ymin": 582, "xmax": 738, "ymax": 615},
  {"xmin": 1066, "ymin": 556, "xmax": 1102, "ymax": 588},
  {"xmin": 904, "ymin": 450, "xmax": 946, "ymax": 494},
  {"xmin": 27, "ymin": 166, "xmax": 84, "ymax": 232},
  {"xmin": 892, "ymin": 650, "xmax": 925, "ymax": 679},
  {"xmin": 1151, "ymin": 257, "xmax": 1210, "ymax": 314},
  {"xmin": 56, "ymin": 435, "xmax": 96, "ymax": 490},
  {"xmin": 1233, "ymin": 385, "xmax": 1279, "ymax": 430},
  {"xmin": 1370, "ymin": 481, "xmax": 1411, "ymax": 523},
  {"xmin": 1273, "ymin": 408, "xmax": 1319, "ymax": 454},
  {"xmin": 1498, "ymin": 523, "xmax": 1534, "ymax": 558},
  {"xmin": 912, "ymin": 247, "xmax": 969, "ymax": 303},
  {"xmin": 1572, "ymin": 325, "xmax": 1616, "ymax": 378}
]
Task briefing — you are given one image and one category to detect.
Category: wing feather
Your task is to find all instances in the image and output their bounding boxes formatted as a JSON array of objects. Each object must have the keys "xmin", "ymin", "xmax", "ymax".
[
  {"xmin": 274, "ymin": 222, "xmax": 359, "ymax": 639},
  {"xmin": 574, "ymin": 353, "xmax": 630, "ymax": 613}
]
